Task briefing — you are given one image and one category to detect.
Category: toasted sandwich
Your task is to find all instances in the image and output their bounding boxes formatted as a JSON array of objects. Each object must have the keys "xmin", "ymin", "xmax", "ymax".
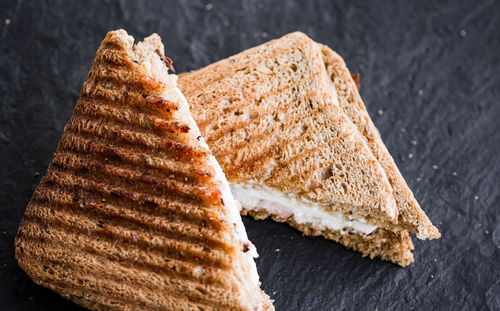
[
  {"xmin": 15, "ymin": 30, "xmax": 273, "ymax": 310},
  {"xmin": 178, "ymin": 32, "xmax": 440, "ymax": 266}
]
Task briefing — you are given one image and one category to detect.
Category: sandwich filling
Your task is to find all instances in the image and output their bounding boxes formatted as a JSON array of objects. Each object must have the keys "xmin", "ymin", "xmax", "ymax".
[{"xmin": 231, "ymin": 183, "xmax": 378, "ymax": 235}]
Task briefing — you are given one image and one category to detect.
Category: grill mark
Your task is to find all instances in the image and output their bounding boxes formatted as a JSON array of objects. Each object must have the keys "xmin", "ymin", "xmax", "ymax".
[
  {"xmin": 50, "ymin": 151, "xmax": 221, "ymax": 205},
  {"xmin": 23, "ymin": 248, "xmax": 221, "ymax": 309},
  {"xmin": 94, "ymin": 48, "xmax": 134, "ymax": 68},
  {"xmin": 75, "ymin": 97, "xmax": 191, "ymax": 138},
  {"xmin": 40, "ymin": 167, "xmax": 215, "ymax": 216},
  {"xmin": 20, "ymin": 214, "xmax": 232, "ymax": 269},
  {"xmin": 65, "ymin": 115, "xmax": 209, "ymax": 163},
  {"xmin": 36, "ymin": 170, "xmax": 221, "ymax": 225},
  {"xmin": 87, "ymin": 63, "xmax": 152, "ymax": 92},
  {"xmin": 58, "ymin": 133, "xmax": 215, "ymax": 185},
  {"xmin": 80, "ymin": 82, "xmax": 180, "ymax": 118},
  {"xmin": 19, "ymin": 222, "xmax": 226, "ymax": 286},
  {"xmin": 29, "ymin": 186, "xmax": 226, "ymax": 249},
  {"xmin": 59, "ymin": 130, "xmax": 215, "ymax": 185},
  {"xmin": 32, "ymin": 184, "xmax": 224, "ymax": 236}
]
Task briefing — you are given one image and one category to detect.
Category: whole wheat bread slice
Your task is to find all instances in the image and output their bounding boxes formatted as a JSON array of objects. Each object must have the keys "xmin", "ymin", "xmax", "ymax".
[
  {"xmin": 179, "ymin": 32, "xmax": 439, "ymax": 266},
  {"xmin": 15, "ymin": 30, "xmax": 273, "ymax": 310}
]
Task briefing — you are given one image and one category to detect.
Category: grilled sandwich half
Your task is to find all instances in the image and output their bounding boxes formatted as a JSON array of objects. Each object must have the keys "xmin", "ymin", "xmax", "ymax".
[
  {"xmin": 179, "ymin": 32, "xmax": 440, "ymax": 266},
  {"xmin": 15, "ymin": 29, "xmax": 274, "ymax": 310}
]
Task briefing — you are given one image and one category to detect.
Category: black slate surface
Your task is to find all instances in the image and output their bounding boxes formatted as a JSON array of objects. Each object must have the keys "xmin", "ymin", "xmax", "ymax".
[{"xmin": 1, "ymin": 0, "xmax": 499, "ymax": 310}]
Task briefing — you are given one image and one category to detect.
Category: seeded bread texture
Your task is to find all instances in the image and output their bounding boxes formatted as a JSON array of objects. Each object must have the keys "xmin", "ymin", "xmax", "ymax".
[
  {"xmin": 320, "ymin": 44, "xmax": 440, "ymax": 239},
  {"xmin": 179, "ymin": 31, "xmax": 439, "ymax": 265},
  {"xmin": 15, "ymin": 29, "xmax": 273, "ymax": 311},
  {"xmin": 179, "ymin": 33, "xmax": 400, "ymax": 227}
]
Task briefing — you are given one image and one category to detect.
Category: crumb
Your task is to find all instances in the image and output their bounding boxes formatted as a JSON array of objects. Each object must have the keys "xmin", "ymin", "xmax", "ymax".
[
  {"xmin": 416, "ymin": 177, "xmax": 421, "ymax": 182},
  {"xmin": 459, "ymin": 30, "xmax": 467, "ymax": 37},
  {"xmin": 434, "ymin": 258, "xmax": 437, "ymax": 262},
  {"xmin": 411, "ymin": 140, "xmax": 417, "ymax": 145},
  {"xmin": 365, "ymin": 123, "xmax": 370, "ymax": 135},
  {"xmin": 102, "ymin": 198, "xmax": 106, "ymax": 202},
  {"xmin": 432, "ymin": 165, "xmax": 438, "ymax": 170},
  {"xmin": 261, "ymin": 32, "xmax": 268, "ymax": 39},
  {"xmin": 131, "ymin": 234, "xmax": 138, "ymax": 243},
  {"xmin": 418, "ymin": 89, "xmax": 424, "ymax": 96},
  {"xmin": 485, "ymin": 230, "xmax": 489, "ymax": 234},
  {"xmin": 474, "ymin": 196, "xmax": 479, "ymax": 200},
  {"xmin": 430, "ymin": 274, "xmax": 434, "ymax": 279},
  {"xmin": 242, "ymin": 243, "xmax": 250, "ymax": 253},
  {"xmin": 452, "ymin": 171, "xmax": 457, "ymax": 176},
  {"xmin": 274, "ymin": 248, "xmax": 280, "ymax": 252},
  {"xmin": 34, "ymin": 171, "xmax": 40, "ymax": 176},
  {"xmin": 205, "ymin": 3, "xmax": 213, "ymax": 10},
  {"xmin": 408, "ymin": 153, "xmax": 413, "ymax": 159},
  {"xmin": 378, "ymin": 109, "xmax": 384, "ymax": 115},
  {"xmin": 5, "ymin": 18, "xmax": 10, "ymax": 25}
]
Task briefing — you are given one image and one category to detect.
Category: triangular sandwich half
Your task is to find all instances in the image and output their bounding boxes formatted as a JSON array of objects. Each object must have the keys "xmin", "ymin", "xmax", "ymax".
[
  {"xmin": 15, "ymin": 30, "xmax": 273, "ymax": 310},
  {"xmin": 178, "ymin": 32, "xmax": 440, "ymax": 266}
]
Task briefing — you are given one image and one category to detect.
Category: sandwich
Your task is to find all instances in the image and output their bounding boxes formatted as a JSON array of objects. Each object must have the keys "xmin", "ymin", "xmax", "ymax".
[
  {"xmin": 15, "ymin": 30, "xmax": 273, "ymax": 310},
  {"xmin": 178, "ymin": 32, "xmax": 440, "ymax": 266}
]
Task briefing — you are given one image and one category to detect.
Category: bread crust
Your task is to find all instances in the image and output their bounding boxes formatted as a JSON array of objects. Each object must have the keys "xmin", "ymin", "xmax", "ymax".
[
  {"xmin": 15, "ymin": 29, "xmax": 273, "ymax": 311},
  {"xmin": 319, "ymin": 44, "xmax": 440, "ymax": 239},
  {"xmin": 242, "ymin": 209, "xmax": 414, "ymax": 267},
  {"xmin": 179, "ymin": 33, "xmax": 401, "ymax": 227},
  {"xmin": 178, "ymin": 31, "xmax": 440, "ymax": 265}
]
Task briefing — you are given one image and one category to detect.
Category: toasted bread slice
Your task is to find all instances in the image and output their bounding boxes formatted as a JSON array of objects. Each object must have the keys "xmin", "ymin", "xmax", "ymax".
[
  {"xmin": 179, "ymin": 32, "xmax": 439, "ymax": 266},
  {"xmin": 320, "ymin": 45, "xmax": 440, "ymax": 239},
  {"xmin": 15, "ymin": 30, "xmax": 273, "ymax": 310}
]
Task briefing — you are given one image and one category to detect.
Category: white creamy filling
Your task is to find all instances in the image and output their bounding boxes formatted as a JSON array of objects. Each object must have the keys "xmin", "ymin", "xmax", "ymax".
[{"xmin": 231, "ymin": 183, "xmax": 378, "ymax": 235}]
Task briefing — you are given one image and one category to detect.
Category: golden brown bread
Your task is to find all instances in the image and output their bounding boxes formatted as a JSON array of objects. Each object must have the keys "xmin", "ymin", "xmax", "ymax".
[
  {"xmin": 320, "ymin": 44, "xmax": 440, "ymax": 239},
  {"xmin": 15, "ymin": 29, "xmax": 273, "ymax": 311},
  {"xmin": 179, "ymin": 32, "xmax": 439, "ymax": 266}
]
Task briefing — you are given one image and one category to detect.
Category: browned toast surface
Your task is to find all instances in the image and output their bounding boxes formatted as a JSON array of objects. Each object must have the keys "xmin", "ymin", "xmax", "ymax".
[
  {"xmin": 179, "ymin": 33, "xmax": 400, "ymax": 226},
  {"xmin": 15, "ymin": 30, "xmax": 273, "ymax": 311},
  {"xmin": 320, "ymin": 44, "xmax": 440, "ymax": 239},
  {"xmin": 179, "ymin": 32, "xmax": 440, "ymax": 265}
]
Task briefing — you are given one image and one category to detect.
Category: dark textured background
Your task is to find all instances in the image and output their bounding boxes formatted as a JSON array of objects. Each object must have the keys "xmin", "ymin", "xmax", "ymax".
[{"xmin": 1, "ymin": 0, "xmax": 499, "ymax": 310}]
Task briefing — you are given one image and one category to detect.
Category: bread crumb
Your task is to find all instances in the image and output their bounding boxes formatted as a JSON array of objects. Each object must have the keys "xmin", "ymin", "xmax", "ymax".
[
  {"xmin": 261, "ymin": 32, "xmax": 268, "ymax": 39},
  {"xmin": 5, "ymin": 18, "xmax": 10, "ymax": 25},
  {"xmin": 416, "ymin": 177, "xmax": 421, "ymax": 182},
  {"xmin": 34, "ymin": 171, "xmax": 40, "ymax": 176},
  {"xmin": 411, "ymin": 140, "xmax": 417, "ymax": 145},
  {"xmin": 485, "ymin": 230, "xmax": 489, "ymax": 234},
  {"xmin": 408, "ymin": 153, "xmax": 413, "ymax": 159},
  {"xmin": 474, "ymin": 195, "xmax": 479, "ymax": 200},
  {"xmin": 418, "ymin": 89, "xmax": 424, "ymax": 96},
  {"xmin": 459, "ymin": 29, "xmax": 467, "ymax": 37},
  {"xmin": 452, "ymin": 171, "xmax": 457, "ymax": 176},
  {"xmin": 378, "ymin": 109, "xmax": 383, "ymax": 115},
  {"xmin": 274, "ymin": 248, "xmax": 280, "ymax": 252},
  {"xmin": 430, "ymin": 274, "xmax": 434, "ymax": 278},
  {"xmin": 205, "ymin": 3, "xmax": 213, "ymax": 10},
  {"xmin": 432, "ymin": 165, "xmax": 438, "ymax": 170}
]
